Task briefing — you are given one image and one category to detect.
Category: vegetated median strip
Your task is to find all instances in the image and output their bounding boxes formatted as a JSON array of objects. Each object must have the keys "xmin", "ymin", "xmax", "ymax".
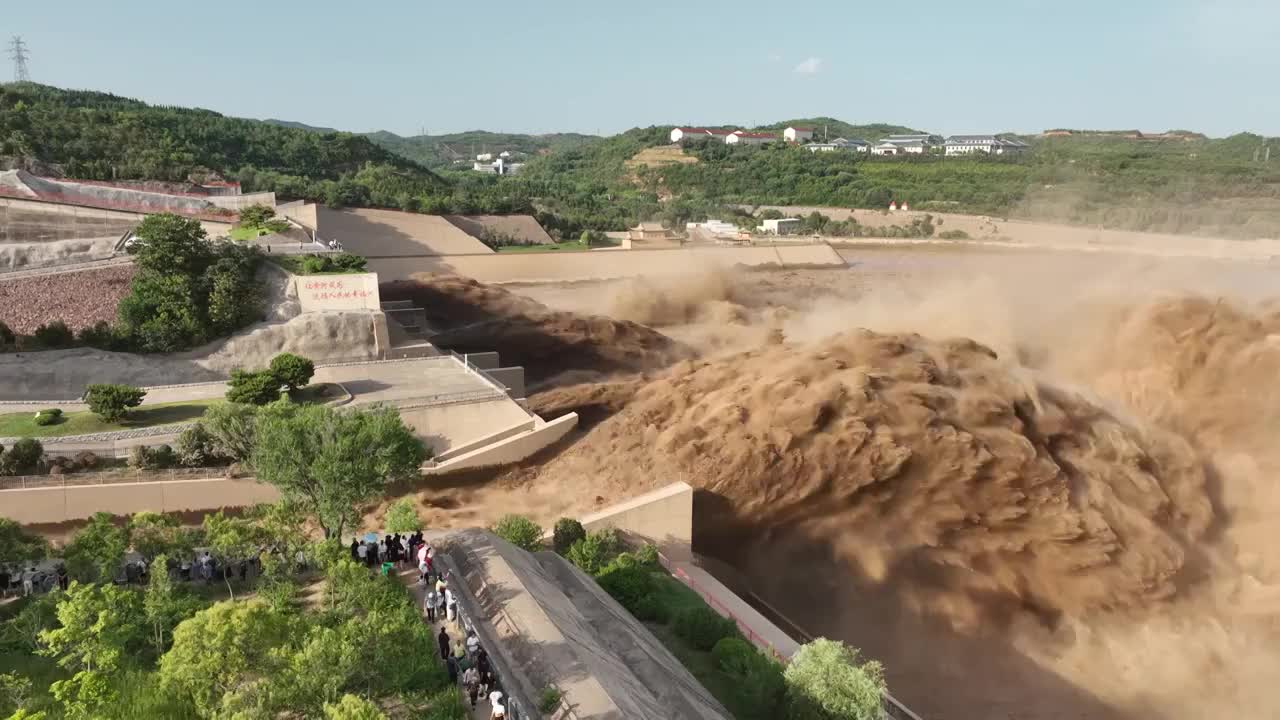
[{"xmin": 0, "ymin": 399, "xmax": 221, "ymax": 440}]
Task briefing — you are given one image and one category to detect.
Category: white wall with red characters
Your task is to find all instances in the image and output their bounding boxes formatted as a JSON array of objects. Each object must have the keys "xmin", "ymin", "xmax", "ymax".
[{"xmin": 295, "ymin": 272, "xmax": 381, "ymax": 312}]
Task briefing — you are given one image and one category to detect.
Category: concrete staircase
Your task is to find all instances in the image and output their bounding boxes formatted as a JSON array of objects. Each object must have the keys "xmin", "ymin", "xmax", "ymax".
[{"xmin": 380, "ymin": 300, "xmax": 436, "ymax": 359}]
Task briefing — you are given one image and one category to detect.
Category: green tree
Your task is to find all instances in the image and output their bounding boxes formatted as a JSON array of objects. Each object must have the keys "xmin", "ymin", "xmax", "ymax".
[
  {"xmin": 174, "ymin": 423, "xmax": 219, "ymax": 467},
  {"xmin": 205, "ymin": 255, "xmax": 263, "ymax": 335},
  {"xmin": 237, "ymin": 204, "xmax": 275, "ymax": 229},
  {"xmin": 566, "ymin": 528, "xmax": 620, "ymax": 575},
  {"xmin": 158, "ymin": 600, "xmax": 296, "ymax": 718},
  {"xmin": 382, "ymin": 498, "xmax": 422, "ymax": 533},
  {"xmin": 552, "ymin": 518, "xmax": 586, "ymax": 554},
  {"xmin": 323, "ymin": 694, "xmax": 388, "ymax": 720},
  {"xmin": 269, "ymin": 353, "xmax": 315, "ymax": 391},
  {"xmin": 81, "ymin": 384, "xmax": 146, "ymax": 423},
  {"xmin": 143, "ymin": 553, "xmax": 202, "ymax": 657},
  {"xmin": 0, "ymin": 438, "xmax": 43, "ymax": 475},
  {"xmin": 39, "ymin": 582, "xmax": 145, "ymax": 675},
  {"xmin": 200, "ymin": 402, "xmax": 259, "ymax": 462},
  {"xmin": 225, "ymin": 369, "xmax": 283, "ymax": 405},
  {"xmin": 116, "ymin": 271, "xmax": 207, "ymax": 352},
  {"xmin": 252, "ymin": 404, "xmax": 427, "ymax": 539},
  {"xmin": 0, "ymin": 518, "xmax": 49, "ymax": 566},
  {"xmin": 0, "ymin": 672, "xmax": 33, "ymax": 716},
  {"xmin": 61, "ymin": 512, "xmax": 129, "ymax": 584},
  {"xmin": 490, "ymin": 515, "xmax": 543, "ymax": 552},
  {"xmin": 128, "ymin": 511, "xmax": 185, "ymax": 561},
  {"xmin": 129, "ymin": 214, "xmax": 213, "ymax": 276},
  {"xmin": 202, "ymin": 512, "xmax": 261, "ymax": 600},
  {"xmin": 784, "ymin": 639, "xmax": 886, "ymax": 720}
]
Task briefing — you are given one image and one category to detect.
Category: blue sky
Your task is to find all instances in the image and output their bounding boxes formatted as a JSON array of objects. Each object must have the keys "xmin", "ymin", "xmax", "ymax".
[{"xmin": 5, "ymin": 0, "xmax": 1278, "ymax": 138}]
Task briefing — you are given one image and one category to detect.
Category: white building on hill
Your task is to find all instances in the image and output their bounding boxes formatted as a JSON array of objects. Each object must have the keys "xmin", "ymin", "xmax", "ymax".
[
  {"xmin": 670, "ymin": 127, "xmax": 736, "ymax": 143},
  {"xmin": 807, "ymin": 137, "xmax": 869, "ymax": 153},
  {"xmin": 784, "ymin": 126, "xmax": 815, "ymax": 143},
  {"xmin": 725, "ymin": 131, "xmax": 778, "ymax": 146},
  {"xmin": 944, "ymin": 135, "xmax": 1030, "ymax": 155},
  {"xmin": 876, "ymin": 134, "xmax": 943, "ymax": 155}
]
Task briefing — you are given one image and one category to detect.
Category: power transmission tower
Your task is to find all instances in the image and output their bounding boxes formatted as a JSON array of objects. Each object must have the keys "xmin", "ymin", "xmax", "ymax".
[{"xmin": 8, "ymin": 36, "xmax": 31, "ymax": 82}]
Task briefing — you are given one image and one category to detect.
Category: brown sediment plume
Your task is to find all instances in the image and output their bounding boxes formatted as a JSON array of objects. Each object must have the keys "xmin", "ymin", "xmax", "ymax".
[{"xmin": 380, "ymin": 274, "xmax": 693, "ymax": 382}]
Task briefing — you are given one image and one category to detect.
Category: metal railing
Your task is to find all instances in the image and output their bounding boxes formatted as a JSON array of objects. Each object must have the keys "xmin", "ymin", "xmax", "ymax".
[{"xmin": 0, "ymin": 466, "xmax": 230, "ymax": 491}]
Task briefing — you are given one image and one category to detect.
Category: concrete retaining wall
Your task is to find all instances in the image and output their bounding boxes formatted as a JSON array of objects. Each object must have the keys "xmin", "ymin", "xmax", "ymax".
[
  {"xmin": 399, "ymin": 399, "xmax": 535, "ymax": 456},
  {"xmin": 205, "ymin": 192, "xmax": 277, "ymax": 211},
  {"xmin": 0, "ymin": 477, "xmax": 280, "ymax": 525},
  {"xmin": 367, "ymin": 243, "xmax": 845, "ymax": 283},
  {"xmin": 279, "ymin": 202, "xmax": 318, "ymax": 233},
  {"xmin": 577, "ymin": 482, "xmax": 694, "ymax": 555},
  {"xmin": 427, "ymin": 412, "xmax": 578, "ymax": 473}
]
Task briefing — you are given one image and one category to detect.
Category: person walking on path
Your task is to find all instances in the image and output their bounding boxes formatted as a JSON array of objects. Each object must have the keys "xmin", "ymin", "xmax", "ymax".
[
  {"xmin": 437, "ymin": 627, "xmax": 451, "ymax": 661},
  {"xmin": 462, "ymin": 665, "xmax": 480, "ymax": 709},
  {"xmin": 445, "ymin": 585, "xmax": 458, "ymax": 622},
  {"xmin": 465, "ymin": 631, "xmax": 479, "ymax": 660},
  {"xmin": 446, "ymin": 655, "xmax": 459, "ymax": 684},
  {"xmin": 489, "ymin": 690, "xmax": 505, "ymax": 720},
  {"xmin": 424, "ymin": 588, "xmax": 439, "ymax": 622}
]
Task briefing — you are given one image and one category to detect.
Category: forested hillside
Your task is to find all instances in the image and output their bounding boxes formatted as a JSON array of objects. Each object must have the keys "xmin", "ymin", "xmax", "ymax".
[
  {"xmin": 0, "ymin": 83, "xmax": 446, "ymax": 208},
  {"xmin": 367, "ymin": 130, "xmax": 598, "ymax": 168}
]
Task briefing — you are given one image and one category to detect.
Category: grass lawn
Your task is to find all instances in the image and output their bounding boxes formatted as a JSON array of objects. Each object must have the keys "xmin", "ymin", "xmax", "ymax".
[
  {"xmin": 0, "ymin": 399, "xmax": 222, "ymax": 438},
  {"xmin": 289, "ymin": 382, "xmax": 344, "ymax": 405},
  {"xmin": 229, "ymin": 224, "xmax": 270, "ymax": 241}
]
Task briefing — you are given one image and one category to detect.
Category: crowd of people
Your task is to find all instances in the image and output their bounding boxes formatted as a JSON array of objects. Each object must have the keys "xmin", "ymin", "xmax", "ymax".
[{"xmin": 0, "ymin": 563, "xmax": 67, "ymax": 597}]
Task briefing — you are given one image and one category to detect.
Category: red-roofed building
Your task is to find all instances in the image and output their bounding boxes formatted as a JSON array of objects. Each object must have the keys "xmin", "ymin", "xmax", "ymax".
[
  {"xmin": 725, "ymin": 130, "xmax": 778, "ymax": 146},
  {"xmin": 784, "ymin": 126, "xmax": 815, "ymax": 143},
  {"xmin": 670, "ymin": 127, "xmax": 736, "ymax": 143}
]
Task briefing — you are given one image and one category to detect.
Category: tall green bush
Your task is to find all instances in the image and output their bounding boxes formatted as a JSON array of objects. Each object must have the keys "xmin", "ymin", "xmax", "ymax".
[
  {"xmin": 552, "ymin": 518, "xmax": 586, "ymax": 554},
  {"xmin": 270, "ymin": 353, "xmax": 315, "ymax": 391},
  {"xmin": 672, "ymin": 606, "xmax": 739, "ymax": 652},
  {"xmin": 383, "ymin": 499, "xmax": 422, "ymax": 533},
  {"xmin": 490, "ymin": 515, "xmax": 542, "ymax": 552},
  {"xmin": 565, "ymin": 528, "xmax": 619, "ymax": 575},
  {"xmin": 225, "ymin": 369, "xmax": 282, "ymax": 405},
  {"xmin": 784, "ymin": 639, "xmax": 886, "ymax": 720},
  {"xmin": 83, "ymin": 384, "xmax": 146, "ymax": 423}
]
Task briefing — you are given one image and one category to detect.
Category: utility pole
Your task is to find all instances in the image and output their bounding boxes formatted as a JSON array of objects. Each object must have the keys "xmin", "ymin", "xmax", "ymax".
[{"xmin": 8, "ymin": 36, "xmax": 31, "ymax": 83}]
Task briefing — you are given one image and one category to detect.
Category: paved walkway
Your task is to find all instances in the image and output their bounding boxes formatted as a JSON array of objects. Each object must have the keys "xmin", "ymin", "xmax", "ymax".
[{"xmin": 397, "ymin": 566, "xmax": 495, "ymax": 720}]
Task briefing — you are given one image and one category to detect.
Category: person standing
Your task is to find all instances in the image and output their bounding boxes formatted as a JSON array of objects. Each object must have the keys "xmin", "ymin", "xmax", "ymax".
[
  {"xmin": 349, "ymin": 538, "xmax": 359, "ymax": 561},
  {"xmin": 21, "ymin": 567, "xmax": 35, "ymax": 597},
  {"xmin": 489, "ymin": 690, "xmax": 504, "ymax": 720},
  {"xmin": 445, "ymin": 585, "xmax": 457, "ymax": 622},
  {"xmin": 437, "ymin": 627, "xmax": 451, "ymax": 661},
  {"xmin": 462, "ymin": 665, "xmax": 480, "ymax": 708},
  {"xmin": 465, "ymin": 631, "xmax": 479, "ymax": 660},
  {"xmin": 357, "ymin": 541, "xmax": 368, "ymax": 566},
  {"xmin": 446, "ymin": 654, "xmax": 459, "ymax": 684},
  {"xmin": 424, "ymin": 588, "xmax": 439, "ymax": 622},
  {"xmin": 57, "ymin": 564, "xmax": 68, "ymax": 591}
]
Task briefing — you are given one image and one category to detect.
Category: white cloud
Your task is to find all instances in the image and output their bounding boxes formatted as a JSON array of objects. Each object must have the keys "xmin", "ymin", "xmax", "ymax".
[{"xmin": 793, "ymin": 57, "xmax": 822, "ymax": 75}]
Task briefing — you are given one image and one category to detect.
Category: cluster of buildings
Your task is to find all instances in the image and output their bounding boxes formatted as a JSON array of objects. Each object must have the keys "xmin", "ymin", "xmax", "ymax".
[
  {"xmin": 669, "ymin": 126, "xmax": 1030, "ymax": 157},
  {"xmin": 472, "ymin": 151, "xmax": 524, "ymax": 176}
]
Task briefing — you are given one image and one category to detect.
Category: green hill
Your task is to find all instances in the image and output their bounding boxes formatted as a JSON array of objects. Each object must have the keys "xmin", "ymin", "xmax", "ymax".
[
  {"xmin": 753, "ymin": 117, "xmax": 921, "ymax": 142},
  {"xmin": 365, "ymin": 129, "xmax": 599, "ymax": 168},
  {"xmin": 0, "ymin": 83, "xmax": 446, "ymax": 208}
]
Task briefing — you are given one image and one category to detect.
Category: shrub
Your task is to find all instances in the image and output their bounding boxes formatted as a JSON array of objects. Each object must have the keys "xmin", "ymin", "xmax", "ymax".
[
  {"xmin": 73, "ymin": 450, "xmax": 100, "ymax": 471},
  {"xmin": 632, "ymin": 594, "xmax": 670, "ymax": 623},
  {"xmin": 595, "ymin": 561, "xmax": 655, "ymax": 614},
  {"xmin": 634, "ymin": 543, "xmax": 659, "ymax": 567},
  {"xmin": 175, "ymin": 424, "xmax": 219, "ymax": 467},
  {"xmin": 0, "ymin": 321, "xmax": 13, "ymax": 347},
  {"xmin": 538, "ymin": 687, "xmax": 562, "ymax": 714},
  {"xmin": 784, "ymin": 639, "xmax": 886, "ymax": 720},
  {"xmin": 83, "ymin": 383, "xmax": 147, "ymax": 422},
  {"xmin": 713, "ymin": 636, "xmax": 758, "ymax": 675},
  {"xmin": 565, "ymin": 528, "xmax": 620, "ymax": 575},
  {"xmin": 1, "ymin": 438, "xmax": 43, "ymax": 475},
  {"xmin": 77, "ymin": 321, "xmax": 122, "ymax": 349},
  {"xmin": 31, "ymin": 321, "xmax": 75, "ymax": 349},
  {"xmin": 490, "ymin": 515, "xmax": 542, "ymax": 552},
  {"xmin": 129, "ymin": 444, "xmax": 177, "ymax": 471},
  {"xmin": 300, "ymin": 253, "xmax": 367, "ymax": 274},
  {"xmin": 937, "ymin": 229, "xmax": 971, "ymax": 240},
  {"xmin": 226, "ymin": 368, "xmax": 283, "ymax": 405},
  {"xmin": 202, "ymin": 403, "xmax": 258, "ymax": 462},
  {"xmin": 269, "ymin": 353, "xmax": 315, "ymax": 391},
  {"xmin": 33, "ymin": 408, "xmax": 63, "ymax": 426},
  {"xmin": 672, "ymin": 606, "xmax": 739, "ymax": 652},
  {"xmin": 552, "ymin": 517, "xmax": 586, "ymax": 554},
  {"xmin": 383, "ymin": 498, "xmax": 422, "ymax": 533}
]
